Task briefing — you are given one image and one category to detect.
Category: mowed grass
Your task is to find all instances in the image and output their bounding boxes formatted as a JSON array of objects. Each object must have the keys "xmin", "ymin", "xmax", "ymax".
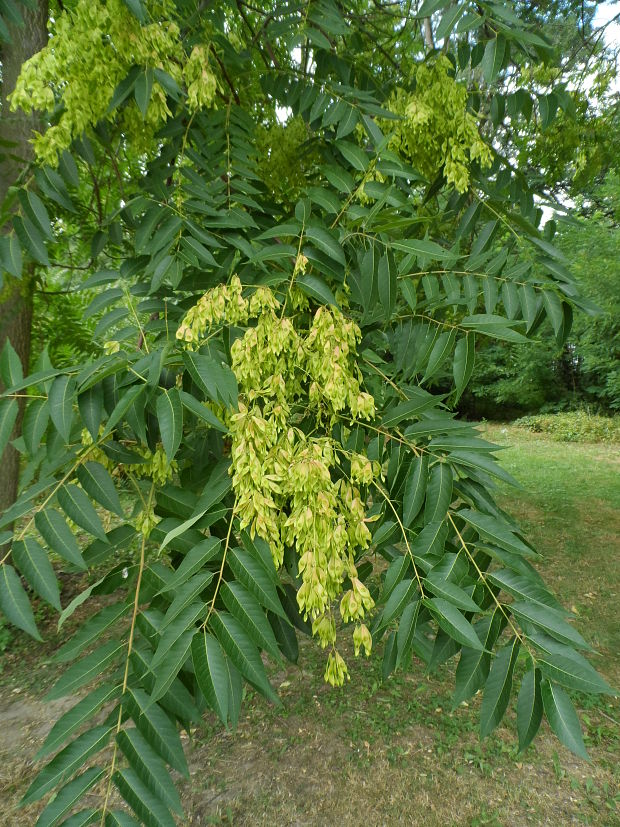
[{"xmin": 0, "ymin": 425, "xmax": 618, "ymax": 826}]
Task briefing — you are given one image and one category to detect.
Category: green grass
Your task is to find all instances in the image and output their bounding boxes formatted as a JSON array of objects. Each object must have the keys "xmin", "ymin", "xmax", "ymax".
[{"xmin": 0, "ymin": 425, "xmax": 618, "ymax": 826}]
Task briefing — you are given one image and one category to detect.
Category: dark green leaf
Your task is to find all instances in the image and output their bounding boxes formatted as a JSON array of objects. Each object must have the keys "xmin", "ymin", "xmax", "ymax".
[
  {"xmin": 35, "ymin": 766, "xmax": 104, "ymax": 827},
  {"xmin": 210, "ymin": 611, "xmax": 280, "ymax": 704},
  {"xmin": 151, "ymin": 628, "xmax": 195, "ymax": 702},
  {"xmin": 296, "ymin": 273, "xmax": 338, "ymax": 306},
  {"xmin": 453, "ymin": 334, "xmax": 475, "ymax": 401},
  {"xmin": 538, "ymin": 653, "xmax": 614, "ymax": 695},
  {"xmin": 160, "ymin": 571, "xmax": 213, "ymax": 629},
  {"xmin": 509, "ymin": 602, "xmax": 590, "ymax": 650},
  {"xmin": 517, "ymin": 668, "xmax": 543, "ymax": 752},
  {"xmin": 156, "ymin": 388, "xmax": 183, "ymax": 461},
  {"xmin": 12, "ymin": 537, "xmax": 61, "ymax": 610},
  {"xmin": 77, "ymin": 462, "xmax": 124, "ymax": 517},
  {"xmin": 48, "ymin": 375, "xmax": 74, "ymax": 442},
  {"xmin": 480, "ymin": 637, "xmax": 520, "ymax": 737},
  {"xmin": 158, "ymin": 537, "xmax": 221, "ymax": 594},
  {"xmin": 117, "ymin": 727, "xmax": 183, "ymax": 816},
  {"xmin": 22, "ymin": 398, "xmax": 49, "ymax": 455},
  {"xmin": 228, "ymin": 547, "xmax": 287, "ymax": 619},
  {"xmin": 221, "ymin": 581, "xmax": 283, "ymax": 663},
  {"xmin": 46, "ymin": 640, "xmax": 124, "ymax": 700},
  {"xmin": 126, "ymin": 687, "xmax": 189, "ymax": 776},
  {"xmin": 192, "ymin": 631, "xmax": 229, "ymax": 724},
  {"xmin": 57, "ymin": 484, "xmax": 107, "ymax": 542},
  {"xmin": 55, "ymin": 602, "xmax": 129, "ymax": 662},
  {"xmin": 0, "ymin": 397, "xmax": 18, "ymax": 456},
  {"xmin": 541, "ymin": 680, "xmax": 589, "ymax": 760},
  {"xmin": 113, "ymin": 767, "xmax": 176, "ymax": 827},
  {"xmin": 37, "ymin": 683, "xmax": 120, "ymax": 759},
  {"xmin": 482, "ymin": 35, "xmax": 506, "ymax": 83},
  {"xmin": 403, "ymin": 454, "xmax": 428, "ymax": 527},
  {"xmin": 21, "ymin": 726, "xmax": 112, "ymax": 804},
  {"xmin": 424, "ymin": 462, "xmax": 453, "ymax": 523},
  {"xmin": 426, "ymin": 598, "xmax": 483, "ymax": 650},
  {"xmin": 35, "ymin": 508, "xmax": 86, "ymax": 570},
  {"xmin": 0, "ymin": 563, "xmax": 41, "ymax": 640}
]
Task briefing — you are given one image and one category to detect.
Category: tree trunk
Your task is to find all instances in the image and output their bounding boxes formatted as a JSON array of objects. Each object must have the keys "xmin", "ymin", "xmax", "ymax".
[{"xmin": 0, "ymin": 2, "xmax": 48, "ymax": 528}]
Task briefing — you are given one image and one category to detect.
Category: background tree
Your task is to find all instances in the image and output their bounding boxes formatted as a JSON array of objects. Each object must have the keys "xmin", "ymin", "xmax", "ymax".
[{"xmin": 0, "ymin": 0, "xmax": 48, "ymax": 535}]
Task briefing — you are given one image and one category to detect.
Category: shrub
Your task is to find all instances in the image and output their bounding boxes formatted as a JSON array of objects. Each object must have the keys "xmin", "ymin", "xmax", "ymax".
[{"xmin": 515, "ymin": 411, "xmax": 620, "ymax": 443}]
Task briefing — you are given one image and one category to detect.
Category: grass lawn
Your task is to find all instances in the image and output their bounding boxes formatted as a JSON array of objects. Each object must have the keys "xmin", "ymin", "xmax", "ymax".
[{"xmin": 1, "ymin": 424, "xmax": 618, "ymax": 826}]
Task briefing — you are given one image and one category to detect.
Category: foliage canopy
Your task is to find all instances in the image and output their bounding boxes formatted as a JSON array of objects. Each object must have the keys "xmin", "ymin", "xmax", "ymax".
[{"xmin": 0, "ymin": 0, "xmax": 617, "ymax": 824}]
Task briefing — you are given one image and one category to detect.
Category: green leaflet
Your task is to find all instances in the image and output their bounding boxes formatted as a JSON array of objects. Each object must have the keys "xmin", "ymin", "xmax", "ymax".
[
  {"xmin": 304, "ymin": 226, "xmax": 345, "ymax": 266},
  {"xmin": 210, "ymin": 610, "xmax": 280, "ymax": 704},
  {"xmin": 21, "ymin": 726, "xmax": 113, "ymax": 805},
  {"xmin": 509, "ymin": 601, "xmax": 590, "ymax": 650},
  {"xmin": 126, "ymin": 687, "xmax": 189, "ymax": 777},
  {"xmin": 269, "ymin": 611, "xmax": 299, "ymax": 663},
  {"xmin": 241, "ymin": 530, "xmax": 278, "ymax": 584},
  {"xmin": 150, "ymin": 628, "xmax": 196, "ymax": 702},
  {"xmin": 541, "ymin": 680, "xmax": 589, "ymax": 760},
  {"xmin": 487, "ymin": 568, "xmax": 564, "ymax": 612},
  {"xmin": 104, "ymin": 809, "xmax": 140, "ymax": 826},
  {"xmin": 382, "ymin": 629, "xmax": 398, "ymax": 679},
  {"xmin": 424, "ymin": 573, "xmax": 480, "ymax": 613},
  {"xmin": 228, "ymin": 547, "xmax": 287, "ymax": 619},
  {"xmin": 375, "ymin": 578, "xmax": 418, "ymax": 635},
  {"xmin": 402, "ymin": 454, "xmax": 428, "ymax": 527},
  {"xmin": 423, "ymin": 329, "xmax": 456, "ymax": 382},
  {"xmin": 221, "ymin": 580, "xmax": 283, "ymax": 663},
  {"xmin": 35, "ymin": 767, "xmax": 105, "ymax": 827},
  {"xmin": 22, "ymin": 398, "xmax": 49, "ymax": 455},
  {"xmin": 0, "ymin": 563, "xmax": 42, "ymax": 640},
  {"xmin": 157, "ymin": 537, "xmax": 221, "ymax": 594},
  {"xmin": 411, "ymin": 520, "xmax": 447, "ymax": 560},
  {"xmin": 453, "ymin": 334, "xmax": 475, "ymax": 401},
  {"xmin": 129, "ymin": 646, "xmax": 201, "ymax": 726},
  {"xmin": 46, "ymin": 640, "xmax": 124, "ymax": 700},
  {"xmin": 55, "ymin": 807, "xmax": 99, "ymax": 826},
  {"xmin": 426, "ymin": 598, "xmax": 483, "ymax": 651},
  {"xmin": 48, "ymin": 375, "xmax": 75, "ymax": 442},
  {"xmin": 0, "ymin": 397, "xmax": 19, "ymax": 456},
  {"xmin": 159, "ymin": 571, "xmax": 213, "ymax": 629},
  {"xmin": 517, "ymin": 668, "xmax": 543, "ymax": 753},
  {"xmin": 37, "ymin": 683, "xmax": 121, "ymax": 759},
  {"xmin": 101, "ymin": 384, "xmax": 146, "ymax": 439},
  {"xmin": 458, "ymin": 509, "xmax": 535, "ymax": 557},
  {"xmin": 423, "ymin": 462, "xmax": 453, "ymax": 523},
  {"xmin": 55, "ymin": 602, "xmax": 130, "ymax": 662},
  {"xmin": 480, "ymin": 637, "xmax": 520, "ymax": 737},
  {"xmin": 117, "ymin": 727, "xmax": 183, "ymax": 815},
  {"xmin": 57, "ymin": 484, "xmax": 107, "ymax": 542},
  {"xmin": 378, "ymin": 251, "xmax": 397, "ymax": 319},
  {"xmin": 452, "ymin": 610, "xmax": 505, "ymax": 708},
  {"xmin": 35, "ymin": 508, "xmax": 86, "ymax": 570},
  {"xmin": 12, "ymin": 537, "xmax": 61, "ymax": 610},
  {"xmin": 76, "ymin": 461, "xmax": 124, "ymax": 517},
  {"xmin": 182, "ymin": 350, "xmax": 238, "ymax": 407},
  {"xmin": 192, "ymin": 631, "xmax": 230, "ymax": 724},
  {"xmin": 296, "ymin": 273, "xmax": 338, "ymax": 306},
  {"xmin": 156, "ymin": 388, "xmax": 183, "ymax": 461},
  {"xmin": 391, "ymin": 238, "xmax": 451, "ymax": 261},
  {"xmin": 538, "ymin": 652, "xmax": 614, "ymax": 695},
  {"xmin": 395, "ymin": 597, "xmax": 421, "ymax": 669},
  {"xmin": 113, "ymin": 767, "xmax": 176, "ymax": 827},
  {"xmin": 179, "ymin": 390, "xmax": 228, "ymax": 432}
]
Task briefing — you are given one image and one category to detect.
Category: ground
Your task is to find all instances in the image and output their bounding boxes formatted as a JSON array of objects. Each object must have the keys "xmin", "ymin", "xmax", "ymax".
[{"xmin": 1, "ymin": 424, "xmax": 618, "ymax": 826}]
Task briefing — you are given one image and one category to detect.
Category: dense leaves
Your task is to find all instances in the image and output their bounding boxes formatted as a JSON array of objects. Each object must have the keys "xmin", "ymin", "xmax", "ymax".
[{"xmin": 0, "ymin": 0, "xmax": 617, "ymax": 822}]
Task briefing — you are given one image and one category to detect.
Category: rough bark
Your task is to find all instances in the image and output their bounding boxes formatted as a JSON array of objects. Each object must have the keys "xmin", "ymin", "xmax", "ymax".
[{"xmin": 0, "ymin": 2, "xmax": 48, "ymax": 527}]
